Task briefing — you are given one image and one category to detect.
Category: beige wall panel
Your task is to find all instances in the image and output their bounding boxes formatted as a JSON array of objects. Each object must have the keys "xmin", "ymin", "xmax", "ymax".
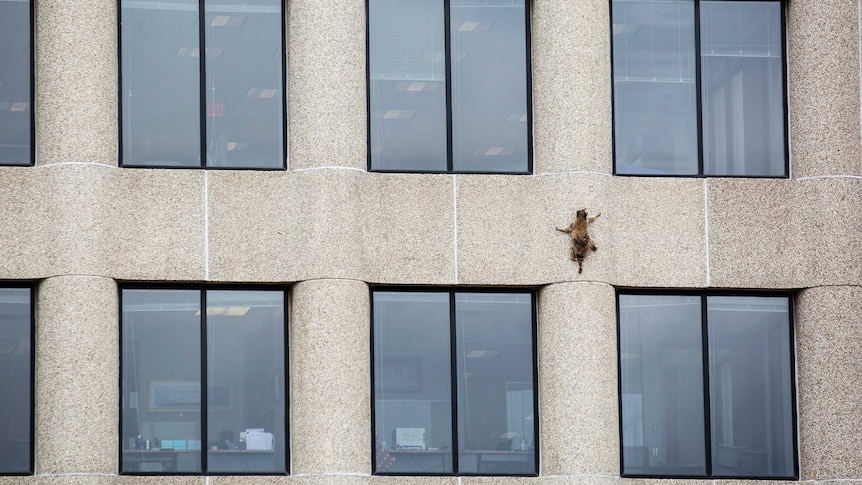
[
  {"xmin": 456, "ymin": 174, "xmax": 706, "ymax": 287},
  {"xmin": 35, "ymin": 0, "xmax": 117, "ymax": 166},
  {"xmin": 208, "ymin": 171, "xmax": 454, "ymax": 283},
  {"xmin": 788, "ymin": 0, "xmax": 862, "ymax": 177},
  {"xmin": 539, "ymin": 282, "xmax": 618, "ymax": 476},
  {"xmin": 796, "ymin": 286, "xmax": 862, "ymax": 480},
  {"xmin": 212, "ymin": 477, "xmax": 369, "ymax": 485},
  {"xmin": 291, "ymin": 280, "xmax": 371, "ymax": 474},
  {"xmin": 531, "ymin": 0, "xmax": 612, "ymax": 175},
  {"xmin": 116, "ymin": 478, "xmax": 203, "ymax": 485},
  {"xmin": 288, "ymin": 0, "xmax": 366, "ymax": 170},
  {"xmin": 36, "ymin": 276, "xmax": 118, "ymax": 474},
  {"xmin": 0, "ymin": 166, "xmax": 205, "ymax": 280},
  {"xmin": 707, "ymin": 178, "xmax": 862, "ymax": 288}
]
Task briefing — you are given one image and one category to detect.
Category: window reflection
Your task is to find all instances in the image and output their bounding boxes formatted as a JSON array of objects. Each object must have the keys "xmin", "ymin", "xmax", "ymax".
[
  {"xmin": 0, "ymin": 288, "xmax": 32, "ymax": 474},
  {"xmin": 0, "ymin": 0, "xmax": 32, "ymax": 166}
]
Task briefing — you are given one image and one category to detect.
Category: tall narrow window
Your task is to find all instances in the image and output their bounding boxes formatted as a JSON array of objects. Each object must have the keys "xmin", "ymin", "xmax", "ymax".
[
  {"xmin": 611, "ymin": 0, "xmax": 786, "ymax": 177},
  {"xmin": 618, "ymin": 292, "xmax": 796, "ymax": 479},
  {"xmin": 120, "ymin": 0, "xmax": 285, "ymax": 169},
  {"xmin": 121, "ymin": 288, "xmax": 287, "ymax": 475},
  {"xmin": 0, "ymin": 287, "xmax": 33, "ymax": 475},
  {"xmin": 0, "ymin": 0, "xmax": 32, "ymax": 166},
  {"xmin": 372, "ymin": 289, "xmax": 537, "ymax": 476},
  {"xmin": 368, "ymin": 0, "xmax": 531, "ymax": 173}
]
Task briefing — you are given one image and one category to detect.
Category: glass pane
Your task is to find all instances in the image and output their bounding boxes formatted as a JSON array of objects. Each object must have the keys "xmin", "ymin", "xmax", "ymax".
[
  {"xmin": 373, "ymin": 291, "xmax": 453, "ymax": 473},
  {"xmin": 451, "ymin": 0, "xmax": 528, "ymax": 173},
  {"xmin": 121, "ymin": 0, "xmax": 201, "ymax": 167},
  {"xmin": 0, "ymin": 0, "xmax": 31, "ymax": 165},
  {"xmin": 207, "ymin": 290, "xmax": 286, "ymax": 473},
  {"xmin": 707, "ymin": 296, "xmax": 794, "ymax": 477},
  {"xmin": 121, "ymin": 289, "xmax": 202, "ymax": 473},
  {"xmin": 0, "ymin": 288, "xmax": 31, "ymax": 473},
  {"xmin": 369, "ymin": 0, "xmax": 447, "ymax": 171},
  {"xmin": 455, "ymin": 293, "xmax": 535, "ymax": 475},
  {"xmin": 205, "ymin": 0, "xmax": 283, "ymax": 168},
  {"xmin": 619, "ymin": 294, "xmax": 706, "ymax": 476},
  {"xmin": 702, "ymin": 1, "xmax": 785, "ymax": 176},
  {"xmin": 612, "ymin": 0, "xmax": 698, "ymax": 175}
]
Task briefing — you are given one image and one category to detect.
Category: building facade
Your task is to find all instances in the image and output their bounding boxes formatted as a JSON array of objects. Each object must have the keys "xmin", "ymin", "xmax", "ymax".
[{"xmin": 0, "ymin": 0, "xmax": 860, "ymax": 484}]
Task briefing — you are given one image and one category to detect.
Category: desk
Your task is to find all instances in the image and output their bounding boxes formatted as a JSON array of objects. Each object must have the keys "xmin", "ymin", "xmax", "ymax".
[
  {"xmin": 381, "ymin": 450, "xmax": 535, "ymax": 474},
  {"xmin": 122, "ymin": 449, "xmax": 278, "ymax": 473}
]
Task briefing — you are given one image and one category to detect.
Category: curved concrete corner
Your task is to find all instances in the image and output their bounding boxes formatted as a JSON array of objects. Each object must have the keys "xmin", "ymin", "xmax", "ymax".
[
  {"xmin": 290, "ymin": 279, "xmax": 371, "ymax": 475},
  {"xmin": 36, "ymin": 276, "xmax": 118, "ymax": 474},
  {"xmin": 796, "ymin": 285, "xmax": 862, "ymax": 480},
  {"xmin": 539, "ymin": 282, "xmax": 618, "ymax": 477}
]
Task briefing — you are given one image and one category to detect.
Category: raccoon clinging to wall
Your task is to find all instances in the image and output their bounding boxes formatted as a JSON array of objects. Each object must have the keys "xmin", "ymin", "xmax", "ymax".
[{"xmin": 556, "ymin": 209, "xmax": 600, "ymax": 274}]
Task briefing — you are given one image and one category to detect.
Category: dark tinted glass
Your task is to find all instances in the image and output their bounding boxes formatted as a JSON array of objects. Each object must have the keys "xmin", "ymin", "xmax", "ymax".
[
  {"xmin": 206, "ymin": 290, "xmax": 286, "ymax": 473},
  {"xmin": 373, "ymin": 291, "xmax": 453, "ymax": 473},
  {"xmin": 204, "ymin": 0, "xmax": 283, "ymax": 168},
  {"xmin": 121, "ymin": 0, "xmax": 201, "ymax": 167},
  {"xmin": 619, "ymin": 294, "xmax": 706, "ymax": 476},
  {"xmin": 707, "ymin": 296, "xmax": 794, "ymax": 477},
  {"xmin": 612, "ymin": 0, "xmax": 698, "ymax": 175},
  {"xmin": 369, "ymin": 0, "xmax": 448, "ymax": 171},
  {"xmin": 121, "ymin": 289, "xmax": 202, "ymax": 473},
  {"xmin": 0, "ymin": 288, "xmax": 31, "ymax": 473},
  {"xmin": 701, "ymin": 1, "xmax": 785, "ymax": 176},
  {"xmin": 455, "ymin": 293, "xmax": 535, "ymax": 474},
  {"xmin": 450, "ymin": 0, "xmax": 529, "ymax": 173},
  {"xmin": 0, "ymin": 0, "xmax": 31, "ymax": 166}
]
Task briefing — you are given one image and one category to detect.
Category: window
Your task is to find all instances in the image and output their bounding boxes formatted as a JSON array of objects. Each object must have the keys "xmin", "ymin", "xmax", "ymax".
[
  {"xmin": 0, "ymin": 286, "xmax": 33, "ymax": 475},
  {"xmin": 611, "ymin": 0, "xmax": 787, "ymax": 177},
  {"xmin": 119, "ymin": 0, "xmax": 285, "ymax": 169},
  {"xmin": 120, "ymin": 287, "xmax": 287, "ymax": 474},
  {"xmin": 372, "ymin": 289, "xmax": 537, "ymax": 475},
  {"xmin": 0, "ymin": 0, "xmax": 33, "ymax": 166},
  {"xmin": 617, "ymin": 292, "xmax": 797, "ymax": 479},
  {"xmin": 368, "ymin": 0, "xmax": 532, "ymax": 173}
]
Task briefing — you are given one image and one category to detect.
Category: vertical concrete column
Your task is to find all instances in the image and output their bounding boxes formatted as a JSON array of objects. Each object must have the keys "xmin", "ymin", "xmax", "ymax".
[
  {"xmin": 288, "ymin": 0, "xmax": 367, "ymax": 170},
  {"xmin": 532, "ymin": 0, "xmax": 612, "ymax": 174},
  {"xmin": 788, "ymin": 0, "xmax": 862, "ymax": 177},
  {"xmin": 36, "ymin": 276, "xmax": 118, "ymax": 474},
  {"xmin": 291, "ymin": 279, "xmax": 371, "ymax": 475},
  {"xmin": 539, "ymin": 282, "xmax": 618, "ymax": 476},
  {"xmin": 796, "ymin": 285, "xmax": 862, "ymax": 480},
  {"xmin": 35, "ymin": 0, "xmax": 118, "ymax": 165}
]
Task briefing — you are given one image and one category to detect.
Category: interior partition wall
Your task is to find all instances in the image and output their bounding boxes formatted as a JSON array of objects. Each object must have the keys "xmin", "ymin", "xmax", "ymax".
[
  {"xmin": 0, "ymin": 0, "xmax": 33, "ymax": 166},
  {"xmin": 120, "ymin": 287, "xmax": 287, "ymax": 475},
  {"xmin": 371, "ymin": 288, "xmax": 538, "ymax": 476},
  {"xmin": 119, "ymin": 0, "xmax": 286, "ymax": 169}
]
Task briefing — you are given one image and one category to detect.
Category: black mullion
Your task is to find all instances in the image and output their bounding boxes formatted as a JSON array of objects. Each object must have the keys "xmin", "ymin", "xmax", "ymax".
[
  {"xmin": 694, "ymin": 0, "xmax": 705, "ymax": 175},
  {"xmin": 280, "ymin": 1, "xmax": 288, "ymax": 170},
  {"xmin": 443, "ymin": 0, "xmax": 454, "ymax": 172},
  {"xmin": 529, "ymin": 290, "xmax": 539, "ymax": 474},
  {"xmin": 27, "ymin": 285, "xmax": 35, "ymax": 473},
  {"xmin": 615, "ymin": 292, "xmax": 625, "ymax": 475},
  {"xmin": 200, "ymin": 290, "xmax": 208, "ymax": 473},
  {"xmin": 779, "ymin": 0, "xmax": 789, "ymax": 178},
  {"xmin": 117, "ymin": 0, "xmax": 124, "ymax": 166},
  {"xmin": 198, "ymin": 0, "xmax": 207, "ymax": 168},
  {"xmin": 369, "ymin": 288, "xmax": 378, "ymax": 473},
  {"xmin": 523, "ymin": 1, "xmax": 534, "ymax": 174},
  {"xmin": 283, "ymin": 289, "xmax": 291, "ymax": 474},
  {"xmin": 700, "ymin": 294, "xmax": 713, "ymax": 475},
  {"xmin": 448, "ymin": 291, "xmax": 459, "ymax": 473},
  {"xmin": 28, "ymin": 0, "xmax": 35, "ymax": 166}
]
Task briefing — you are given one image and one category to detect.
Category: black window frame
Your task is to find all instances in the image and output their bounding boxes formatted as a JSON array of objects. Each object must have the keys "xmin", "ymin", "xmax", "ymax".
[
  {"xmin": 0, "ymin": 282, "xmax": 35, "ymax": 476},
  {"xmin": 365, "ymin": 0, "xmax": 535, "ymax": 175},
  {"xmin": 615, "ymin": 289, "xmax": 799, "ymax": 480},
  {"xmin": 116, "ymin": 0, "xmax": 288, "ymax": 171},
  {"xmin": 609, "ymin": 0, "xmax": 790, "ymax": 179},
  {"xmin": 370, "ymin": 286, "xmax": 540, "ymax": 477},
  {"xmin": 118, "ymin": 284, "xmax": 290, "ymax": 476},
  {"xmin": 0, "ymin": 0, "xmax": 35, "ymax": 167}
]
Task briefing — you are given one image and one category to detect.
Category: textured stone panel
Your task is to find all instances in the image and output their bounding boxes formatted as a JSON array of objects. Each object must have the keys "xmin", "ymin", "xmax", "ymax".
[
  {"xmin": 116, "ymin": 477, "xmax": 204, "ymax": 485},
  {"xmin": 707, "ymin": 178, "xmax": 862, "ymax": 288},
  {"xmin": 0, "ymin": 165, "xmax": 205, "ymax": 280},
  {"xmin": 211, "ymin": 477, "xmax": 369, "ymax": 485},
  {"xmin": 35, "ymin": 0, "xmax": 118, "ymax": 165},
  {"xmin": 291, "ymin": 280, "xmax": 371, "ymax": 474},
  {"xmin": 539, "ymin": 282, "xmax": 618, "ymax": 476},
  {"xmin": 456, "ymin": 174, "xmax": 706, "ymax": 287},
  {"xmin": 796, "ymin": 286, "xmax": 862, "ymax": 480},
  {"xmin": 208, "ymin": 170, "xmax": 454, "ymax": 283},
  {"xmin": 787, "ymin": 0, "xmax": 862, "ymax": 177},
  {"xmin": 36, "ymin": 276, "xmax": 118, "ymax": 474},
  {"xmin": 532, "ymin": 0, "xmax": 612, "ymax": 175},
  {"xmin": 288, "ymin": 0, "xmax": 367, "ymax": 170}
]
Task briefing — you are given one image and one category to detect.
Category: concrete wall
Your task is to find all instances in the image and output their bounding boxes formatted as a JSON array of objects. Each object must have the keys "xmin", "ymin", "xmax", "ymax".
[{"xmin": 0, "ymin": 0, "xmax": 859, "ymax": 484}]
